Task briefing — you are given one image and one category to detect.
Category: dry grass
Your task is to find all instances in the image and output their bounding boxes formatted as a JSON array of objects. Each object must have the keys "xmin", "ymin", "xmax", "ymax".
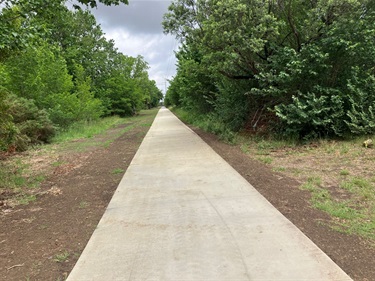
[{"xmin": 241, "ymin": 136, "xmax": 375, "ymax": 243}]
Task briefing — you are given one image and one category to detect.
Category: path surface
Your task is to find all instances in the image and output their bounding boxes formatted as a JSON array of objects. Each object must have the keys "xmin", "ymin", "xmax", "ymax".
[{"xmin": 67, "ymin": 108, "xmax": 352, "ymax": 281}]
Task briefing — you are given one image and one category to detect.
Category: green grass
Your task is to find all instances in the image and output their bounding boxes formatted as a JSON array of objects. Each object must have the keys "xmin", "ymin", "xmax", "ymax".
[
  {"xmin": 111, "ymin": 168, "xmax": 124, "ymax": 175},
  {"xmin": 339, "ymin": 169, "xmax": 350, "ymax": 176},
  {"xmin": 53, "ymin": 251, "xmax": 70, "ymax": 263},
  {"xmin": 52, "ymin": 116, "xmax": 131, "ymax": 143},
  {"xmin": 171, "ymin": 107, "xmax": 236, "ymax": 143},
  {"xmin": 0, "ymin": 158, "xmax": 45, "ymax": 193},
  {"xmin": 300, "ymin": 175, "xmax": 375, "ymax": 240},
  {"xmin": 257, "ymin": 156, "xmax": 273, "ymax": 164},
  {"xmin": 272, "ymin": 166, "xmax": 286, "ymax": 172},
  {"xmin": 52, "ymin": 161, "xmax": 65, "ymax": 167},
  {"xmin": 340, "ymin": 177, "xmax": 374, "ymax": 200},
  {"xmin": 17, "ymin": 194, "xmax": 37, "ymax": 205}
]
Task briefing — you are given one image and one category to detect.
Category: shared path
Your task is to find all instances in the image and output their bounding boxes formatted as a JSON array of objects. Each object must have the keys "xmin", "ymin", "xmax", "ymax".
[{"xmin": 67, "ymin": 108, "xmax": 352, "ymax": 280}]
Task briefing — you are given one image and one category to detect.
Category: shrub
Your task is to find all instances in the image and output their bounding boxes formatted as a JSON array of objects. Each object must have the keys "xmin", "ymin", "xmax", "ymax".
[{"xmin": 4, "ymin": 95, "xmax": 55, "ymax": 151}]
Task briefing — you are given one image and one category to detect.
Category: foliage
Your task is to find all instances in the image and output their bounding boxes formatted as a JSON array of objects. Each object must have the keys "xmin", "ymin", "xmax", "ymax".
[
  {"xmin": 0, "ymin": 0, "xmax": 128, "ymax": 58},
  {"xmin": 4, "ymin": 43, "xmax": 73, "ymax": 108},
  {"xmin": 2, "ymin": 94, "xmax": 55, "ymax": 151},
  {"xmin": 164, "ymin": 0, "xmax": 375, "ymax": 139},
  {"xmin": 0, "ymin": 1, "xmax": 162, "ymax": 151}
]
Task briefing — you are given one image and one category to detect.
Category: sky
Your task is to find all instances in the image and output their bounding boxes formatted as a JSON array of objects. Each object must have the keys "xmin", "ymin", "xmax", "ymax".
[{"xmin": 87, "ymin": 0, "xmax": 179, "ymax": 94}]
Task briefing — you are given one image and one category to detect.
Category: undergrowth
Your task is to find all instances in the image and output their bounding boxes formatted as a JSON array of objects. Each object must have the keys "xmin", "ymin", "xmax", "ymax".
[{"xmin": 171, "ymin": 107, "xmax": 236, "ymax": 143}]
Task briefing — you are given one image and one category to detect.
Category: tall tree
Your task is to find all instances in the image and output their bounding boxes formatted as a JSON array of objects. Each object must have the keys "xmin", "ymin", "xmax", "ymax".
[{"xmin": 164, "ymin": 0, "xmax": 375, "ymax": 137}]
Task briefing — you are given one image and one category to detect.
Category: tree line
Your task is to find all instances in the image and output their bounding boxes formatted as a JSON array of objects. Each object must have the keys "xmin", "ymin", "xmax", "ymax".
[
  {"xmin": 163, "ymin": 0, "xmax": 375, "ymax": 139},
  {"xmin": 0, "ymin": 0, "xmax": 162, "ymax": 151}
]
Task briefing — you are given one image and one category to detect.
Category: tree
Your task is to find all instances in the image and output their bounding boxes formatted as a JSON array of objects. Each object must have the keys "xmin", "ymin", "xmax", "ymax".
[
  {"xmin": 0, "ymin": 0, "xmax": 128, "ymax": 59},
  {"xmin": 0, "ymin": 0, "xmax": 162, "ymax": 151},
  {"xmin": 164, "ymin": 0, "xmax": 375, "ymax": 138}
]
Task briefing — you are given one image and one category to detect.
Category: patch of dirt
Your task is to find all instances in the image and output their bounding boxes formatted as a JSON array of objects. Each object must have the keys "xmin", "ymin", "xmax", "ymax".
[
  {"xmin": 191, "ymin": 127, "xmax": 375, "ymax": 281},
  {"xmin": 0, "ymin": 116, "xmax": 154, "ymax": 281}
]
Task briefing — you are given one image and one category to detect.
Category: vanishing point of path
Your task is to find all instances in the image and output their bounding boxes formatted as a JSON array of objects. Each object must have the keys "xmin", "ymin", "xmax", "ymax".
[{"xmin": 67, "ymin": 108, "xmax": 352, "ymax": 280}]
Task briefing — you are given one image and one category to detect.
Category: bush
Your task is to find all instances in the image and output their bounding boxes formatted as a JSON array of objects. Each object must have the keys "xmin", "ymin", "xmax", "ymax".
[{"xmin": 4, "ymin": 95, "xmax": 55, "ymax": 151}]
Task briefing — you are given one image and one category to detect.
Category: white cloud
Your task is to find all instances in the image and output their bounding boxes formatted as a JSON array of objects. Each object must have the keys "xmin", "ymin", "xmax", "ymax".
[{"xmin": 87, "ymin": 0, "xmax": 178, "ymax": 93}]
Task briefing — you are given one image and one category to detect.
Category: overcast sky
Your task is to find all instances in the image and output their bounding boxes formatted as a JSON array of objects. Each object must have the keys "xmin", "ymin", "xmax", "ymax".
[{"xmin": 88, "ymin": 0, "xmax": 179, "ymax": 94}]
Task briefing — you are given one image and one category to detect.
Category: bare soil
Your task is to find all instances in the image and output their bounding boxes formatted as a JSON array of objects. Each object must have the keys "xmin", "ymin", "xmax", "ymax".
[
  {"xmin": 0, "ymin": 110, "xmax": 374, "ymax": 280},
  {"xmin": 0, "ymin": 113, "xmax": 155, "ymax": 281}
]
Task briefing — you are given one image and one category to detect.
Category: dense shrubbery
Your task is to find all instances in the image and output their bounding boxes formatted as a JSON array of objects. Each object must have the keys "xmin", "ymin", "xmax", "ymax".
[
  {"xmin": 164, "ymin": 0, "xmax": 375, "ymax": 139},
  {"xmin": 0, "ymin": 1, "xmax": 162, "ymax": 151}
]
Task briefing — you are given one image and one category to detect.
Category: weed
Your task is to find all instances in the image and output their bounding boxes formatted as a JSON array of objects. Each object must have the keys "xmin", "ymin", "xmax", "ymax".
[
  {"xmin": 17, "ymin": 194, "xmax": 36, "ymax": 205},
  {"xmin": 54, "ymin": 251, "xmax": 70, "ymax": 263},
  {"xmin": 111, "ymin": 168, "xmax": 124, "ymax": 175},
  {"xmin": 140, "ymin": 123, "xmax": 152, "ymax": 127},
  {"xmin": 255, "ymin": 150, "xmax": 270, "ymax": 156},
  {"xmin": 52, "ymin": 161, "xmax": 65, "ymax": 167},
  {"xmin": 273, "ymin": 166, "xmax": 286, "ymax": 172},
  {"xmin": 102, "ymin": 140, "xmax": 113, "ymax": 148},
  {"xmin": 340, "ymin": 145, "xmax": 350, "ymax": 155},
  {"xmin": 308, "ymin": 176, "xmax": 322, "ymax": 186},
  {"xmin": 79, "ymin": 201, "xmax": 89, "ymax": 209},
  {"xmin": 240, "ymin": 144, "xmax": 249, "ymax": 154},
  {"xmin": 340, "ymin": 169, "xmax": 350, "ymax": 176},
  {"xmin": 340, "ymin": 181, "xmax": 355, "ymax": 192},
  {"xmin": 257, "ymin": 156, "xmax": 273, "ymax": 164}
]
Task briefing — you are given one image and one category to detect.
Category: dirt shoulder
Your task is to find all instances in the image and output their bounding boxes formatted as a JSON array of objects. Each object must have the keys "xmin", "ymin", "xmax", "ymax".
[
  {"xmin": 0, "ymin": 111, "xmax": 157, "ymax": 281},
  {"xmin": 191, "ymin": 127, "xmax": 374, "ymax": 281}
]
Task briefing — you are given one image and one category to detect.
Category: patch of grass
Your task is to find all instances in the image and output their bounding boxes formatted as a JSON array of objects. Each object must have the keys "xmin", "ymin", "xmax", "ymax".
[
  {"xmin": 301, "ymin": 178, "xmax": 360, "ymax": 220},
  {"xmin": 17, "ymin": 194, "xmax": 37, "ymax": 205},
  {"xmin": 52, "ymin": 161, "xmax": 65, "ymax": 167},
  {"xmin": 240, "ymin": 144, "xmax": 250, "ymax": 154},
  {"xmin": 300, "ymin": 174, "xmax": 375, "ymax": 240},
  {"xmin": 257, "ymin": 156, "xmax": 273, "ymax": 164},
  {"xmin": 273, "ymin": 166, "xmax": 286, "ymax": 172},
  {"xmin": 54, "ymin": 251, "xmax": 70, "ymax": 263},
  {"xmin": 234, "ymin": 132, "xmax": 375, "ymax": 242},
  {"xmin": 102, "ymin": 140, "xmax": 113, "ymax": 149},
  {"xmin": 79, "ymin": 201, "xmax": 89, "ymax": 209},
  {"xmin": 172, "ymin": 108, "xmax": 237, "ymax": 144},
  {"xmin": 301, "ymin": 176, "xmax": 322, "ymax": 192},
  {"xmin": 255, "ymin": 150, "xmax": 270, "ymax": 156},
  {"xmin": 0, "ymin": 158, "xmax": 45, "ymax": 193},
  {"xmin": 315, "ymin": 200, "xmax": 361, "ymax": 220},
  {"xmin": 140, "ymin": 123, "xmax": 152, "ymax": 127},
  {"xmin": 339, "ymin": 169, "xmax": 350, "ymax": 176},
  {"xmin": 111, "ymin": 168, "xmax": 124, "ymax": 175},
  {"xmin": 52, "ymin": 116, "xmax": 131, "ymax": 143},
  {"xmin": 340, "ymin": 144, "xmax": 350, "ymax": 155},
  {"xmin": 340, "ymin": 180, "xmax": 356, "ymax": 192},
  {"xmin": 340, "ymin": 177, "xmax": 374, "ymax": 200}
]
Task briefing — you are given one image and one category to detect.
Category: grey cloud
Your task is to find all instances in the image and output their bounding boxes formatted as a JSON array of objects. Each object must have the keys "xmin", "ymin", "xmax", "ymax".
[
  {"xmin": 91, "ymin": 1, "xmax": 172, "ymax": 35},
  {"xmin": 82, "ymin": 0, "xmax": 178, "ymax": 93}
]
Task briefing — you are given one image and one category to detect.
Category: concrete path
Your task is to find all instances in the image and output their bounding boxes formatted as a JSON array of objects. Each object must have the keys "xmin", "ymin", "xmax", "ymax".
[{"xmin": 67, "ymin": 108, "xmax": 352, "ymax": 281}]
